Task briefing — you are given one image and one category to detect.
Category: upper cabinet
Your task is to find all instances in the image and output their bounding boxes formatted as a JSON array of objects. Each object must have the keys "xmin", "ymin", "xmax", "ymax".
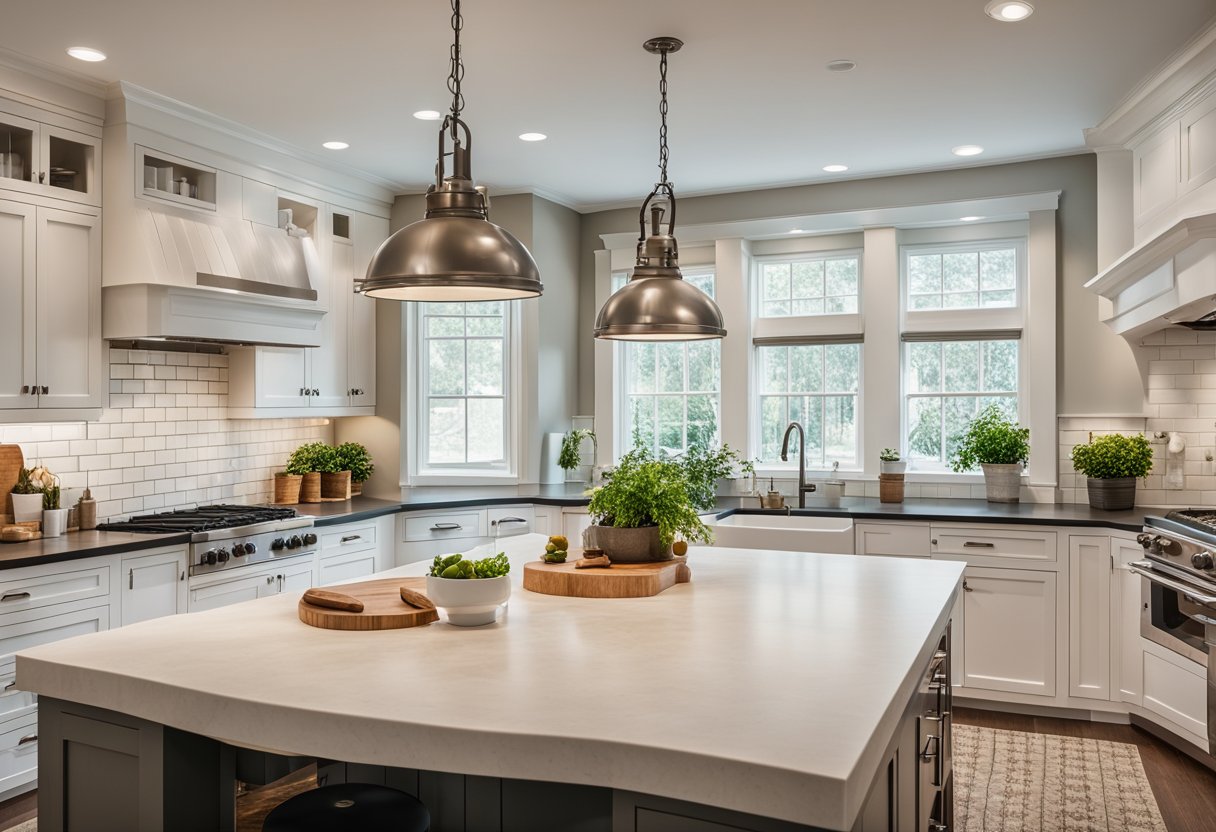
[{"xmin": 0, "ymin": 104, "xmax": 100, "ymax": 208}]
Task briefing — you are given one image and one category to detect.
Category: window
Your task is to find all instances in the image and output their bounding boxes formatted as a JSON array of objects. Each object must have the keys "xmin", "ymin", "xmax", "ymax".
[
  {"xmin": 907, "ymin": 245, "xmax": 1016, "ymax": 310},
  {"xmin": 417, "ymin": 301, "xmax": 512, "ymax": 472},
  {"xmin": 758, "ymin": 255, "xmax": 860, "ymax": 317},
  {"xmin": 756, "ymin": 343, "xmax": 860, "ymax": 468},
  {"xmin": 616, "ymin": 270, "xmax": 720, "ymax": 455}
]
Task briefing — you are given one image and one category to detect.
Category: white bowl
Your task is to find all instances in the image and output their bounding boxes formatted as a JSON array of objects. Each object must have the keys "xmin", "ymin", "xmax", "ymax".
[{"xmin": 425, "ymin": 575, "xmax": 511, "ymax": 626}]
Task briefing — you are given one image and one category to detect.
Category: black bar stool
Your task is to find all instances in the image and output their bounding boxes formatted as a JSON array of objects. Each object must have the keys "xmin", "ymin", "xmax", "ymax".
[{"xmin": 263, "ymin": 783, "xmax": 429, "ymax": 832}]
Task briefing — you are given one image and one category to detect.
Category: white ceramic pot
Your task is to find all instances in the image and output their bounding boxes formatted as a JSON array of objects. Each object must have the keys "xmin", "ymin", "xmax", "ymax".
[
  {"xmin": 42, "ymin": 508, "xmax": 69, "ymax": 538},
  {"xmin": 880, "ymin": 460, "xmax": 907, "ymax": 475},
  {"xmin": 981, "ymin": 463, "xmax": 1023, "ymax": 503},
  {"xmin": 11, "ymin": 493, "xmax": 43, "ymax": 523},
  {"xmin": 425, "ymin": 575, "xmax": 511, "ymax": 627}
]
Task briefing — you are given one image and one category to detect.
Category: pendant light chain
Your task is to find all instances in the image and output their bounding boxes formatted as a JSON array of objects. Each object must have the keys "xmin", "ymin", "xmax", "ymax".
[
  {"xmin": 448, "ymin": 0, "xmax": 464, "ymax": 141},
  {"xmin": 657, "ymin": 46, "xmax": 670, "ymax": 186}
]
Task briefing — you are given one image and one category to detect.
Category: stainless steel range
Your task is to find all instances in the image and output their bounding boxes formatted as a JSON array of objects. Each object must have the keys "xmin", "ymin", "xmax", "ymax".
[
  {"xmin": 1132, "ymin": 510, "xmax": 1216, "ymax": 753},
  {"xmin": 99, "ymin": 505, "xmax": 318, "ymax": 577}
]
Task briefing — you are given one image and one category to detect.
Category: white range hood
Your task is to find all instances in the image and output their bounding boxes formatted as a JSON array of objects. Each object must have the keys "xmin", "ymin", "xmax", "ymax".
[
  {"xmin": 1085, "ymin": 213, "xmax": 1216, "ymax": 340},
  {"xmin": 103, "ymin": 201, "xmax": 326, "ymax": 348}
]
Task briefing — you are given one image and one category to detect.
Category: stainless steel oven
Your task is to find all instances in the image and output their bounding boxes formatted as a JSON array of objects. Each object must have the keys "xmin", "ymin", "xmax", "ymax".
[{"xmin": 1136, "ymin": 563, "xmax": 1211, "ymax": 665}]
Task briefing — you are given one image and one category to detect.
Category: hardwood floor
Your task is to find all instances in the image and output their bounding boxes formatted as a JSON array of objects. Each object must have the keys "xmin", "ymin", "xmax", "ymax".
[
  {"xmin": 0, "ymin": 714, "xmax": 1213, "ymax": 831},
  {"xmin": 955, "ymin": 707, "xmax": 1216, "ymax": 832}
]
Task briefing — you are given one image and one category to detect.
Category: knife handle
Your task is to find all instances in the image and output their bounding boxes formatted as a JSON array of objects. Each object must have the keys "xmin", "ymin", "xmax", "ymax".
[
  {"xmin": 302, "ymin": 588, "xmax": 364, "ymax": 613},
  {"xmin": 399, "ymin": 587, "xmax": 436, "ymax": 611}
]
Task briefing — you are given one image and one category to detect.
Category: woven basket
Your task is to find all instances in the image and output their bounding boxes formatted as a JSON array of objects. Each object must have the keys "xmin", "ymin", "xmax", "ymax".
[
  {"xmin": 320, "ymin": 470, "xmax": 352, "ymax": 500},
  {"xmin": 273, "ymin": 474, "xmax": 302, "ymax": 505},
  {"xmin": 299, "ymin": 472, "xmax": 322, "ymax": 503},
  {"xmin": 878, "ymin": 473, "xmax": 905, "ymax": 503}
]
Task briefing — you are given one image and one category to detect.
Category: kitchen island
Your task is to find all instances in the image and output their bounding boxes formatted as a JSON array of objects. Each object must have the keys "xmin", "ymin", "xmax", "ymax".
[{"xmin": 17, "ymin": 535, "xmax": 963, "ymax": 832}]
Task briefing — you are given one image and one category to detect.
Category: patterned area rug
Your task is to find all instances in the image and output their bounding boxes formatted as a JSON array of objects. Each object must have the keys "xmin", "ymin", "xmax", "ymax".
[
  {"xmin": 4, "ymin": 821, "xmax": 33, "ymax": 832},
  {"xmin": 954, "ymin": 724, "xmax": 1167, "ymax": 831}
]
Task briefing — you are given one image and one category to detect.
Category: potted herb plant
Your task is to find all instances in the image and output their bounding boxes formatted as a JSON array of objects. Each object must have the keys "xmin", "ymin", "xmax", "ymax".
[
  {"xmin": 676, "ymin": 444, "xmax": 755, "ymax": 510},
  {"xmin": 949, "ymin": 405, "xmax": 1030, "ymax": 503},
  {"xmin": 10, "ymin": 467, "xmax": 45, "ymax": 523},
  {"xmin": 878, "ymin": 448, "xmax": 906, "ymax": 504},
  {"xmin": 558, "ymin": 429, "xmax": 596, "ymax": 483},
  {"xmin": 879, "ymin": 448, "xmax": 906, "ymax": 475},
  {"xmin": 315, "ymin": 444, "xmax": 352, "ymax": 500},
  {"xmin": 1070, "ymin": 433, "xmax": 1154, "ymax": 511},
  {"xmin": 273, "ymin": 470, "xmax": 303, "ymax": 505},
  {"xmin": 587, "ymin": 450, "xmax": 712, "ymax": 562},
  {"xmin": 335, "ymin": 442, "xmax": 374, "ymax": 496},
  {"xmin": 39, "ymin": 468, "xmax": 67, "ymax": 538},
  {"xmin": 286, "ymin": 442, "xmax": 330, "ymax": 503}
]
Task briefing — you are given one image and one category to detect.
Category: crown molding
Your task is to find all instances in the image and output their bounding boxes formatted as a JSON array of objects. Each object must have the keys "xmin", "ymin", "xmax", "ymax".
[{"xmin": 0, "ymin": 47, "xmax": 109, "ymax": 100}]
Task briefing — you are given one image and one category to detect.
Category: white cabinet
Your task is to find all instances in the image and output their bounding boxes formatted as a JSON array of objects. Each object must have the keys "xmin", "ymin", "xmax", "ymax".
[
  {"xmin": 931, "ymin": 526, "xmax": 1057, "ymax": 567},
  {"xmin": 1142, "ymin": 641, "xmax": 1208, "ymax": 748},
  {"xmin": 487, "ymin": 505, "xmax": 536, "ymax": 539},
  {"xmin": 562, "ymin": 509, "xmax": 594, "ymax": 547},
  {"xmin": 1133, "ymin": 120, "xmax": 1181, "ymax": 224},
  {"xmin": 187, "ymin": 556, "xmax": 314, "ymax": 612},
  {"xmin": 318, "ymin": 516, "xmax": 391, "ymax": 585},
  {"xmin": 0, "ymin": 105, "xmax": 101, "ymax": 207},
  {"xmin": 120, "ymin": 548, "xmax": 187, "ymax": 626},
  {"xmin": 398, "ymin": 509, "xmax": 487, "ymax": 566},
  {"xmin": 1112, "ymin": 536, "xmax": 1145, "ymax": 706},
  {"xmin": 277, "ymin": 559, "xmax": 315, "ymax": 594},
  {"xmin": 855, "ymin": 522, "xmax": 930, "ymax": 557},
  {"xmin": 0, "ymin": 199, "xmax": 102, "ymax": 415},
  {"xmin": 960, "ymin": 566, "xmax": 1057, "ymax": 697},
  {"xmin": 1068, "ymin": 536, "xmax": 1111, "ymax": 701},
  {"xmin": 346, "ymin": 211, "xmax": 383, "ymax": 407}
]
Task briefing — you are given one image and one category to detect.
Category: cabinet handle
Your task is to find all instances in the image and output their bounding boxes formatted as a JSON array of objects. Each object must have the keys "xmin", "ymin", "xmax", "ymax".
[
  {"xmin": 41, "ymin": 385, "xmax": 48, "ymax": 395},
  {"xmin": 919, "ymin": 734, "xmax": 939, "ymax": 763},
  {"xmin": 37, "ymin": 172, "xmax": 45, "ymax": 183},
  {"xmin": 491, "ymin": 517, "xmax": 527, "ymax": 526},
  {"xmin": 129, "ymin": 569, "xmax": 134, "ymax": 590},
  {"xmin": 931, "ymin": 539, "xmax": 937, "ymax": 545},
  {"xmin": 963, "ymin": 580, "xmax": 973, "ymax": 592},
  {"xmin": 180, "ymin": 571, "xmax": 185, "ymax": 581},
  {"xmin": 962, "ymin": 541, "xmax": 994, "ymax": 548},
  {"xmin": 0, "ymin": 592, "xmax": 30, "ymax": 602},
  {"xmin": 266, "ymin": 576, "xmax": 275, "ymax": 585},
  {"xmin": 17, "ymin": 734, "xmax": 36, "ymax": 746},
  {"xmin": 431, "ymin": 522, "xmax": 462, "ymax": 531},
  {"xmin": 3, "ymin": 682, "xmax": 16, "ymax": 692},
  {"xmin": 340, "ymin": 535, "xmax": 362, "ymax": 544},
  {"xmin": 312, "ymin": 388, "xmax": 320, "ymax": 396},
  {"xmin": 19, "ymin": 385, "xmax": 28, "ymax": 395}
]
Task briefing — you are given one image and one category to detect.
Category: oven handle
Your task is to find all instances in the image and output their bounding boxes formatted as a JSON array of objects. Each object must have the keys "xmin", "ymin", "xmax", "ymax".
[{"xmin": 1127, "ymin": 561, "xmax": 1216, "ymax": 607}]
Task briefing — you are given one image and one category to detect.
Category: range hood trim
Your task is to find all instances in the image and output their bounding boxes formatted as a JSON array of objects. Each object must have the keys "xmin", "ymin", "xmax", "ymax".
[{"xmin": 1086, "ymin": 213, "xmax": 1216, "ymax": 297}]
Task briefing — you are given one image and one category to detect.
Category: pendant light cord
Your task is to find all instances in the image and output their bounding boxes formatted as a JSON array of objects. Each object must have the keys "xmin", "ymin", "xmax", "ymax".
[
  {"xmin": 657, "ymin": 46, "xmax": 670, "ymax": 186},
  {"xmin": 448, "ymin": 0, "xmax": 464, "ymax": 142}
]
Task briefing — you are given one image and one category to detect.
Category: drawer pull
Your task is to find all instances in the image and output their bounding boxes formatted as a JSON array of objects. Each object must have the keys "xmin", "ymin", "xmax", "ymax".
[
  {"xmin": 340, "ymin": 535, "xmax": 363, "ymax": 544},
  {"xmin": 963, "ymin": 580, "xmax": 973, "ymax": 592},
  {"xmin": 492, "ymin": 517, "xmax": 528, "ymax": 526},
  {"xmin": 0, "ymin": 592, "xmax": 30, "ymax": 602},
  {"xmin": 3, "ymin": 682, "xmax": 15, "ymax": 692},
  {"xmin": 963, "ymin": 541, "xmax": 995, "ymax": 548},
  {"xmin": 17, "ymin": 734, "xmax": 36, "ymax": 746},
  {"xmin": 431, "ymin": 523, "xmax": 462, "ymax": 531}
]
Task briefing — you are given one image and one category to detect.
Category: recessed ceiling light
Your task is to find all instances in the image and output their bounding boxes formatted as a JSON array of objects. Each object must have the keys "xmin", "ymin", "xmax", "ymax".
[
  {"xmin": 823, "ymin": 164, "xmax": 849, "ymax": 173},
  {"xmin": 519, "ymin": 132, "xmax": 547, "ymax": 142},
  {"xmin": 952, "ymin": 144, "xmax": 985, "ymax": 157},
  {"xmin": 960, "ymin": 216, "xmax": 984, "ymax": 222},
  {"xmin": 825, "ymin": 59, "xmax": 856, "ymax": 73},
  {"xmin": 985, "ymin": 0, "xmax": 1034, "ymax": 21},
  {"xmin": 412, "ymin": 110, "xmax": 442, "ymax": 121},
  {"xmin": 322, "ymin": 141, "xmax": 349, "ymax": 150},
  {"xmin": 66, "ymin": 46, "xmax": 106, "ymax": 62}
]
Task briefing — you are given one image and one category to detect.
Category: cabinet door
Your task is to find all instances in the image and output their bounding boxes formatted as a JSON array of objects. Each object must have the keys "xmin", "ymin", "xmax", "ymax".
[
  {"xmin": 254, "ymin": 346, "xmax": 309, "ymax": 407},
  {"xmin": 121, "ymin": 549, "xmax": 186, "ymax": 626},
  {"xmin": 0, "ymin": 199, "xmax": 36, "ymax": 409},
  {"xmin": 320, "ymin": 553, "xmax": 377, "ymax": 586},
  {"xmin": 1113, "ymin": 537, "xmax": 1146, "ymax": 706},
  {"xmin": 346, "ymin": 211, "xmax": 386, "ymax": 407},
  {"xmin": 563, "ymin": 510, "xmax": 594, "ymax": 547},
  {"xmin": 0, "ymin": 112, "xmax": 41, "ymax": 201},
  {"xmin": 35, "ymin": 206, "xmax": 101, "ymax": 409},
  {"xmin": 277, "ymin": 560, "xmax": 315, "ymax": 594},
  {"xmin": 309, "ymin": 230, "xmax": 350, "ymax": 408},
  {"xmin": 189, "ymin": 572, "xmax": 266, "ymax": 611},
  {"xmin": 961, "ymin": 567, "xmax": 1056, "ymax": 697},
  {"xmin": 39, "ymin": 124, "xmax": 101, "ymax": 207},
  {"xmin": 1068, "ymin": 536, "xmax": 1111, "ymax": 700}
]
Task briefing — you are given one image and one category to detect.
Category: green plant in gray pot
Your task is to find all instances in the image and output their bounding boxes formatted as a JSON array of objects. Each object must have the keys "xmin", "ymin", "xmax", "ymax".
[
  {"xmin": 1070, "ymin": 433, "xmax": 1153, "ymax": 511},
  {"xmin": 587, "ymin": 450, "xmax": 712, "ymax": 562},
  {"xmin": 949, "ymin": 405, "xmax": 1029, "ymax": 503}
]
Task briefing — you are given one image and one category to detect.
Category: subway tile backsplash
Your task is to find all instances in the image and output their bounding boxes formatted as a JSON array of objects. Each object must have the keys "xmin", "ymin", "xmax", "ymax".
[{"xmin": 2, "ymin": 349, "xmax": 331, "ymax": 522}]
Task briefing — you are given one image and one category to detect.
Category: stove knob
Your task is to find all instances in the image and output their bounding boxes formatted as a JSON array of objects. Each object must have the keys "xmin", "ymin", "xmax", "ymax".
[
  {"xmin": 1193, "ymin": 551, "xmax": 1214, "ymax": 570},
  {"xmin": 302, "ymin": 533, "xmax": 317, "ymax": 546},
  {"xmin": 201, "ymin": 550, "xmax": 217, "ymax": 566},
  {"xmin": 244, "ymin": 542, "xmax": 257, "ymax": 555},
  {"xmin": 215, "ymin": 548, "xmax": 230, "ymax": 564},
  {"xmin": 235, "ymin": 543, "xmax": 249, "ymax": 556},
  {"xmin": 287, "ymin": 535, "xmax": 303, "ymax": 550},
  {"xmin": 271, "ymin": 538, "xmax": 286, "ymax": 551},
  {"xmin": 1136, "ymin": 533, "xmax": 1154, "ymax": 549}
]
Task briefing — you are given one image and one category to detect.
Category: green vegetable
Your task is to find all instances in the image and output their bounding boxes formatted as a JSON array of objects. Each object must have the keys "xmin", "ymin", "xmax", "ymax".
[
  {"xmin": 948, "ymin": 405, "xmax": 1030, "ymax": 473},
  {"xmin": 473, "ymin": 552, "xmax": 510, "ymax": 578},
  {"xmin": 426, "ymin": 552, "xmax": 510, "ymax": 579},
  {"xmin": 543, "ymin": 550, "xmax": 567, "ymax": 563},
  {"xmin": 1071, "ymin": 433, "xmax": 1153, "ymax": 479}
]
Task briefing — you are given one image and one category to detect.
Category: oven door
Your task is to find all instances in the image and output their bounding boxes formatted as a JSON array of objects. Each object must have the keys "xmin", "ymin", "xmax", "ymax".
[{"xmin": 1129, "ymin": 561, "xmax": 1212, "ymax": 666}]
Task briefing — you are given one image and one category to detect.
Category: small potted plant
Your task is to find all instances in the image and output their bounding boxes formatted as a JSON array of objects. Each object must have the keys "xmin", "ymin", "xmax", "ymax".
[
  {"xmin": 335, "ymin": 442, "xmax": 374, "ymax": 496},
  {"xmin": 879, "ymin": 448, "xmax": 906, "ymax": 475},
  {"xmin": 425, "ymin": 551, "xmax": 511, "ymax": 626},
  {"xmin": 587, "ymin": 450, "xmax": 712, "ymax": 562},
  {"xmin": 39, "ymin": 468, "xmax": 67, "ymax": 538},
  {"xmin": 949, "ymin": 405, "xmax": 1030, "ymax": 503},
  {"xmin": 10, "ymin": 467, "xmax": 45, "ymax": 523},
  {"xmin": 286, "ymin": 442, "xmax": 330, "ymax": 503},
  {"xmin": 677, "ymin": 444, "xmax": 756, "ymax": 509},
  {"xmin": 559, "ymin": 429, "xmax": 596, "ymax": 483},
  {"xmin": 273, "ymin": 470, "xmax": 303, "ymax": 505},
  {"xmin": 315, "ymin": 444, "xmax": 351, "ymax": 500},
  {"xmin": 1071, "ymin": 433, "xmax": 1154, "ymax": 511},
  {"xmin": 878, "ymin": 448, "xmax": 906, "ymax": 504}
]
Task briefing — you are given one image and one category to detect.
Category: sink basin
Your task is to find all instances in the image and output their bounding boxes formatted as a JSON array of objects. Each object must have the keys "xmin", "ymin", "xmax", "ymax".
[{"xmin": 709, "ymin": 513, "xmax": 854, "ymax": 554}]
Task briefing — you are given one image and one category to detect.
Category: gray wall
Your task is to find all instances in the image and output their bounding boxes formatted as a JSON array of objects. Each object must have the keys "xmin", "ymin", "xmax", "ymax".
[
  {"xmin": 532, "ymin": 195, "xmax": 582, "ymax": 436},
  {"xmin": 575, "ymin": 154, "xmax": 1143, "ymax": 418}
]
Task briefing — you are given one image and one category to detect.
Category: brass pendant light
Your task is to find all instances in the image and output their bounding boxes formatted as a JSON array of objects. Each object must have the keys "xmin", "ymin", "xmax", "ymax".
[
  {"xmin": 360, "ymin": 0, "xmax": 542, "ymax": 302},
  {"xmin": 594, "ymin": 37, "xmax": 726, "ymax": 341}
]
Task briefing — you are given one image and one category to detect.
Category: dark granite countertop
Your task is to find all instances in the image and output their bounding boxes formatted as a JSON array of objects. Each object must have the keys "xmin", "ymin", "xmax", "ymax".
[{"xmin": 0, "ymin": 530, "xmax": 190, "ymax": 570}]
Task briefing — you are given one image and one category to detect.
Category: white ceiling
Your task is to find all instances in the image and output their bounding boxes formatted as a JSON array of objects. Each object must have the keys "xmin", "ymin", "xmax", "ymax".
[{"xmin": 6, "ymin": 0, "xmax": 1215, "ymax": 210}]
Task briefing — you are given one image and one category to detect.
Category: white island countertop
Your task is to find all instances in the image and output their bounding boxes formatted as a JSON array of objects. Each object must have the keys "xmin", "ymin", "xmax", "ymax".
[{"xmin": 17, "ymin": 535, "xmax": 963, "ymax": 830}]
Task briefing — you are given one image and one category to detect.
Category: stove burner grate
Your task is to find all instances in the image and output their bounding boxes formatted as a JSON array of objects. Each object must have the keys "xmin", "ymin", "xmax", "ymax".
[{"xmin": 99, "ymin": 504, "xmax": 298, "ymax": 534}]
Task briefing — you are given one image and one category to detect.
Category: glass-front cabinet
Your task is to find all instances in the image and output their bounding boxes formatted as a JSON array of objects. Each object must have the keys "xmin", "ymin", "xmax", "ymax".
[{"xmin": 0, "ymin": 109, "xmax": 101, "ymax": 207}]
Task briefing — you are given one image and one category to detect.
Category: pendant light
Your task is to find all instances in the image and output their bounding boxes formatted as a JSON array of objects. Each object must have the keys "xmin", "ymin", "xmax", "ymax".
[
  {"xmin": 360, "ymin": 0, "xmax": 542, "ymax": 301},
  {"xmin": 594, "ymin": 37, "xmax": 725, "ymax": 341}
]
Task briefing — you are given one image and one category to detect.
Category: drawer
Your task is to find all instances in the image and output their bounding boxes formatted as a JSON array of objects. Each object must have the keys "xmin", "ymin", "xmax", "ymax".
[
  {"xmin": 403, "ymin": 512, "xmax": 483, "ymax": 542},
  {"xmin": 398, "ymin": 536, "xmax": 487, "ymax": 566},
  {"xmin": 0, "ymin": 710, "xmax": 38, "ymax": 794},
  {"xmin": 930, "ymin": 527, "xmax": 1057, "ymax": 565},
  {"xmin": 855, "ymin": 522, "xmax": 931, "ymax": 557},
  {"xmin": 1143, "ymin": 649, "xmax": 1208, "ymax": 743},
  {"xmin": 320, "ymin": 552, "xmax": 377, "ymax": 586},
  {"xmin": 0, "ymin": 661, "xmax": 36, "ymax": 720},
  {"xmin": 0, "ymin": 564, "xmax": 110, "ymax": 613},
  {"xmin": 321, "ymin": 523, "xmax": 378, "ymax": 556},
  {"xmin": 0, "ymin": 602, "xmax": 110, "ymax": 665},
  {"xmin": 487, "ymin": 506, "xmax": 535, "ymax": 538}
]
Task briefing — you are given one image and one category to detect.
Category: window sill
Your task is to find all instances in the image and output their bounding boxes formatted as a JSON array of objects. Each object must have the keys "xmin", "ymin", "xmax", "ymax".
[{"xmin": 408, "ymin": 472, "xmax": 519, "ymax": 487}]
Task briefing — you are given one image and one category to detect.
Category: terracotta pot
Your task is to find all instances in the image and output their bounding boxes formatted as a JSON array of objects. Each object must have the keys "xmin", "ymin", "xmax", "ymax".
[
  {"xmin": 274, "ymin": 474, "xmax": 302, "ymax": 505},
  {"xmin": 981, "ymin": 463, "xmax": 1022, "ymax": 503},
  {"xmin": 320, "ymin": 470, "xmax": 351, "ymax": 500},
  {"xmin": 299, "ymin": 472, "xmax": 322, "ymax": 503},
  {"xmin": 878, "ymin": 473, "xmax": 905, "ymax": 503},
  {"xmin": 590, "ymin": 524, "xmax": 672, "ymax": 563},
  {"xmin": 1086, "ymin": 477, "xmax": 1137, "ymax": 511}
]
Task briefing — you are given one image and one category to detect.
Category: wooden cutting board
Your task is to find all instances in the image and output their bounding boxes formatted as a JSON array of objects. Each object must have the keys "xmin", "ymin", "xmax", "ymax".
[
  {"xmin": 0, "ymin": 445, "xmax": 24, "ymax": 521},
  {"xmin": 298, "ymin": 577, "xmax": 439, "ymax": 630},
  {"xmin": 523, "ymin": 554, "xmax": 691, "ymax": 599}
]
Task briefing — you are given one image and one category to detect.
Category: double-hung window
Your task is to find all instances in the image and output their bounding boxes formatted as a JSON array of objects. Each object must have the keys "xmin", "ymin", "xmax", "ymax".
[
  {"xmin": 752, "ymin": 251, "xmax": 863, "ymax": 470},
  {"xmin": 615, "ymin": 269, "xmax": 720, "ymax": 455},
  {"xmin": 415, "ymin": 301, "xmax": 514, "ymax": 476},
  {"xmin": 901, "ymin": 241, "xmax": 1025, "ymax": 470}
]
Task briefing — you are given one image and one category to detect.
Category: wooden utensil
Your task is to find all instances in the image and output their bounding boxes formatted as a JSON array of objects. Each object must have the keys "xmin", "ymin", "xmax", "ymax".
[
  {"xmin": 300, "ymin": 588, "xmax": 364, "ymax": 613},
  {"xmin": 298, "ymin": 577, "xmax": 439, "ymax": 630},
  {"xmin": 523, "ymin": 553, "xmax": 691, "ymax": 599},
  {"xmin": 0, "ymin": 445, "xmax": 24, "ymax": 520},
  {"xmin": 0, "ymin": 527, "xmax": 38, "ymax": 543}
]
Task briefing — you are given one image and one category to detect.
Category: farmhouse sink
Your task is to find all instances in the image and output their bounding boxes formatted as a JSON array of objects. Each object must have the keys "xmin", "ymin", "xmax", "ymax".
[{"xmin": 709, "ymin": 512, "xmax": 854, "ymax": 554}]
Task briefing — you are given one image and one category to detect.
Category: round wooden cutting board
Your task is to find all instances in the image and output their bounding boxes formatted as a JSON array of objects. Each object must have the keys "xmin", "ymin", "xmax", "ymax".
[
  {"xmin": 522, "ymin": 555, "xmax": 691, "ymax": 599},
  {"xmin": 298, "ymin": 577, "xmax": 439, "ymax": 630}
]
